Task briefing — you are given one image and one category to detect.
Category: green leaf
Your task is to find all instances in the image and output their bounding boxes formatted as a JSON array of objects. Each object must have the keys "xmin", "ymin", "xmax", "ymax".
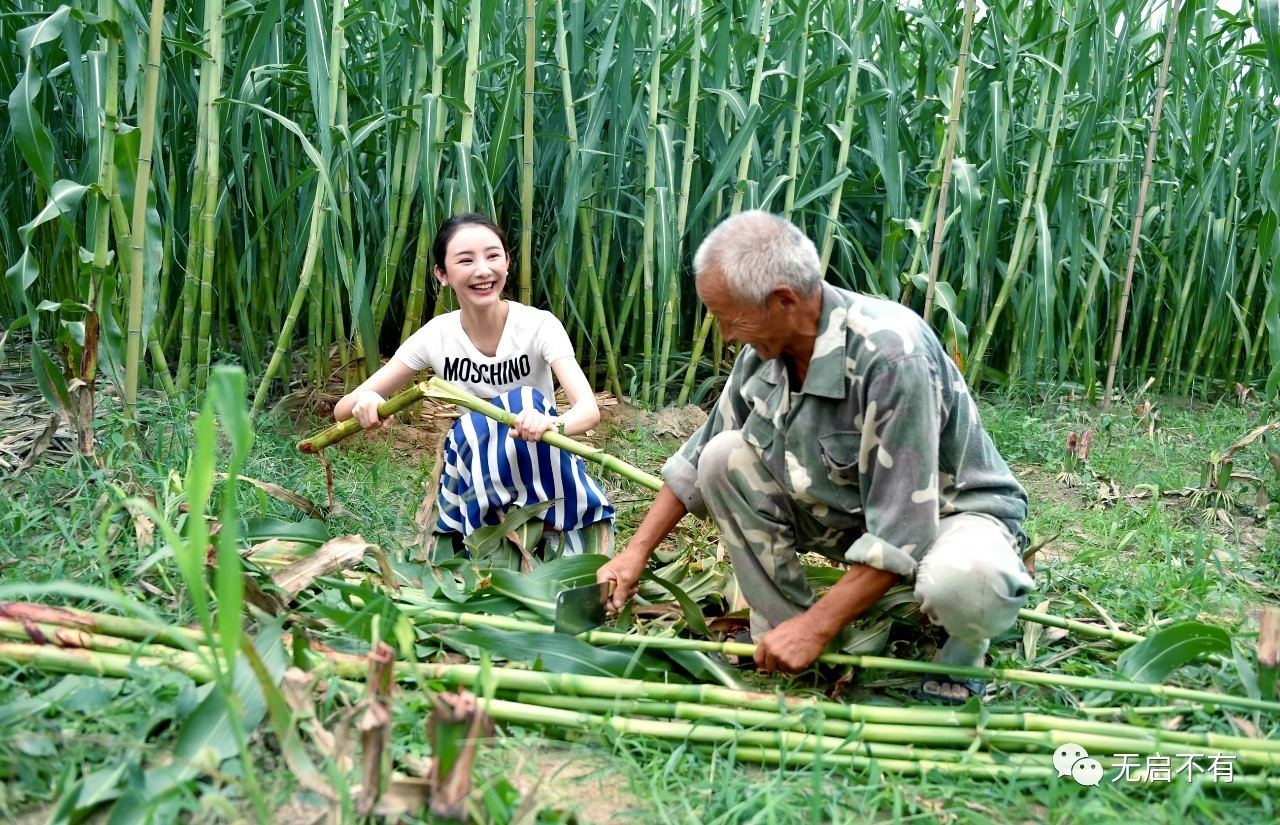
[
  {"xmin": 95, "ymin": 272, "xmax": 127, "ymax": 388},
  {"xmin": 109, "ymin": 626, "xmax": 287, "ymax": 822},
  {"xmin": 17, "ymin": 180, "xmax": 90, "ymax": 245},
  {"xmin": 789, "ymin": 170, "xmax": 850, "ymax": 211},
  {"xmin": 1117, "ymin": 621, "xmax": 1232, "ymax": 684},
  {"xmin": 162, "ymin": 36, "xmax": 213, "ymax": 60},
  {"xmin": 211, "ymin": 368, "xmax": 254, "ymax": 666},
  {"xmin": 241, "ymin": 517, "xmax": 332, "ymax": 546},
  {"xmin": 5, "ymin": 250, "xmax": 39, "ymax": 329},
  {"xmin": 462, "ymin": 499, "xmax": 557, "ymax": 559},
  {"xmin": 486, "ymin": 569, "xmax": 556, "ymax": 620},
  {"xmin": 1256, "ymin": 0, "xmax": 1280, "ymax": 92},
  {"xmin": 525, "ymin": 553, "xmax": 607, "ymax": 587},
  {"xmin": 71, "ymin": 627, "xmax": 286, "ymax": 820},
  {"xmin": 223, "ymin": 0, "xmax": 257, "ymax": 21},
  {"xmin": 112, "ymin": 126, "xmax": 163, "ymax": 338},
  {"xmin": 30, "ymin": 342, "xmax": 72, "ymax": 420},
  {"xmin": 9, "ymin": 6, "xmax": 72, "ymax": 195},
  {"xmin": 687, "ymin": 103, "xmax": 763, "ymax": 228},
  {"xmin": 180, "ymin": 398, "xmax": 217, "ymax": 640},
  {"xmin": 172, "ymin": 631, "xmax": 280, "ymax": 765},
  {"xmin": 666, "ymin": 648, "xmax": 746, "ymax": 690},
  {"xmin": 641, "ymin": 570, "xmax": 710, "ymax": 636},
  {"xmin": 444, "ymin": 627, "xmax": 650, "ymax": 679}
]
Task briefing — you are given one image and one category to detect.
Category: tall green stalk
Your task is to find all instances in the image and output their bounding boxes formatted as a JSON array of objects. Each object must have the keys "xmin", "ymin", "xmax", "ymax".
[
  {"xmin": 1103, "ymin": 0, "xmax": 1181, "ymax": 408},
  {"xmin": 818, "ymin": 0, "xmax": 865, "ymax": 272},
  {"xmin": 639, "ymin": 6, "xmax": 663, "ymax": 406},
  {"xmin": 123, "ymin": 0, "xmax": 168, "ymax": 423},
  {"xmin": 194, "ymin": 0, "xmax": 227, "ymax": 392},
  {"xmin": 922, "ymin": 0, "xmax": 976, "ymax": 320},
  {"xmin": 966, "ymin": 2, "xmax": 1078, "ymax": 386},
  {"xmin": 520, "ymin": 0, "xmax": 536, "ymax": 305},
  {"xmin": 457, "ymin": 0, "xmax": 482, "ymax": 211},
  {"xmin": 251, "ymin": 0, "xmax": 345, "ymax": 413}
]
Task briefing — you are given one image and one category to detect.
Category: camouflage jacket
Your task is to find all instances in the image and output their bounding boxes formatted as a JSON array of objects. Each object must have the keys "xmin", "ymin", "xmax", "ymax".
[{"xmin": 663, "ymin": 283, "xmax": 1028, "ymax": 579}]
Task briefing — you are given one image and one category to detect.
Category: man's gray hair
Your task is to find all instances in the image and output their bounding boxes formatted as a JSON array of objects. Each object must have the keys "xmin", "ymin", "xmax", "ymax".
[{"xmin": 693, "ymin": 210, "xmax": 822, "ymax": 305}]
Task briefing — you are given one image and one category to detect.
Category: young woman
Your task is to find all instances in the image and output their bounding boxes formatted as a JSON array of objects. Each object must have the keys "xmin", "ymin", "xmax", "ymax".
[{"xmin": 335, "ymin": 213, "xmax": 614, "ymax": 554}]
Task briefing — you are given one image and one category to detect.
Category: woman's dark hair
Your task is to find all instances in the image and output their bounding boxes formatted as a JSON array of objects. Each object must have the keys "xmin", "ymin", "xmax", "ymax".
[{"xmin": 432, "ymin": 213, "xmax": 509, "ymax": 271}]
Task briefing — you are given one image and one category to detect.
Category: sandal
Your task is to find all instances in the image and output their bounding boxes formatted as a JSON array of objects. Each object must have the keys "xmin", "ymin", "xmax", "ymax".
[{"xmin": 915, "ymin": 674, "xmax": 987, "ymax": 706}]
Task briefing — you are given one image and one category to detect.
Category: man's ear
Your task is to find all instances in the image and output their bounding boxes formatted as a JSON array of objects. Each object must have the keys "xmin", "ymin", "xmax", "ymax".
[{"xmin": 770, "ymin": 285, "xmax": 800, "ymax": 311}]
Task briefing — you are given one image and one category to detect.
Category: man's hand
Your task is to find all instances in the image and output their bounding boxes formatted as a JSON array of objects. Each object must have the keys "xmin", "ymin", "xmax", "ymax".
[
  {"xmin": 595, "ymin": 547, "xmax": 649, "ymax": 613},
  {"xmin": 752, "ymin": 563, "xmax": 901, "ymax": 672},
  {"xmin": 754, "ymin": 612, "xmax": 837, "ymax": 673},
  {"xmin": 595, "ymin": 485, "xmax": 688, "ymax": 613}
]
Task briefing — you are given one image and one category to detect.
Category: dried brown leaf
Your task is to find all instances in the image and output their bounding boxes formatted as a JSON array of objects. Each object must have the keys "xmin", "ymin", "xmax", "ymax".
[
  {"xmin": 15, "ymin": 415, "xmax": 59, "ymax": 476},
  {"xmin": 1221, "ymin": 420, "xmax": 1280, "ymax": 462},
  {"xmin": 244, "ymin": 538, "xmax": 313, "ymax": 563},
  {"xmin": 1042, "ymin": 627, "xmax": 1071, "ymax": 645},
  {"xmin": 1023, "ymin": 600, "xmax": 1053, "ymax": 661},
  {"xmin": 356, "ymin": 643, "xmax": 397, "ymax": 817},
  {"xmin": 1258, "ymin": 608, "xmax": 1280, "ymax": 668},
  {"xmin": 272, "ymin": 535, "xmax": 371, "ymax": 598},
  {"xmin": 365, "ymin": 543, "xmax": 401, "ymax": 595},
  {"xmin": 126, "ymin": 499, "xmax": 156, "ymax": 551},
  {"xmin": 371, "ymin": 778, "xmax": 433, "ymax": 817},
  {"xmin": 216, "ymin": 472, "xmax": 324, "ymax": 519},
  {"xmin": 1227, "ymin": 715, "xmax": 1260, "ymax": 739},
  {"xmin": 427, "ymin": 689, "xmax": 496, "ymax": 821}
]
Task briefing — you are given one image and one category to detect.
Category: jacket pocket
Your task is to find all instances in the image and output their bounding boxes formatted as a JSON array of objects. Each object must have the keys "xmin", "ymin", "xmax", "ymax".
[{"xmin": 818, "ymin": 430, "xmax": 861, "ymax": 485}]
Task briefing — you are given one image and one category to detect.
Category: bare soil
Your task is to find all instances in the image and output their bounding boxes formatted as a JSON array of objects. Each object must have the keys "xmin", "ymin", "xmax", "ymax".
[{"xmin": 497, "ymin": 742, "xmax": 649, "ymax": 823}]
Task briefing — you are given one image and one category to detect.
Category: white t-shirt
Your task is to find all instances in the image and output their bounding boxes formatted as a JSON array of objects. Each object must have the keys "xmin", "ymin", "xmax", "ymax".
[{"xmin": 395, "ymin": 301, "xmax": 575, "ymax": 400}]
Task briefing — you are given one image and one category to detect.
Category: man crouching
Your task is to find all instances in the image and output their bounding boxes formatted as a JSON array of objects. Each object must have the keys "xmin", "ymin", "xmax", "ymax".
[{"xmin": 597, "ymin": 210, "xmax": 1034, "ymax": 704}]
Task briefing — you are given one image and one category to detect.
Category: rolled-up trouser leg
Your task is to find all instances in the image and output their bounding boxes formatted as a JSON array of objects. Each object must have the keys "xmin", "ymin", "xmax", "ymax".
[
  {"xmin": 914, "ymin": 513, "xmax": 1034, "ymax": 669},
  {"xmin": 698, "ymin": 431, "xmax": 817, "ymax": 642}
]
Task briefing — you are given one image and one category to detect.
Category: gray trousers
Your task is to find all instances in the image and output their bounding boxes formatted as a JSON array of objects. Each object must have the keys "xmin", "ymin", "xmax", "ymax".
[{"xmin": 698, "ymin": 430, "xmax": 1034, "ymax": 669}]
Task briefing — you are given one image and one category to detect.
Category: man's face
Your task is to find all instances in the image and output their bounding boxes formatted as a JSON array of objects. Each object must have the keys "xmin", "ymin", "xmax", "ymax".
[{"xmin": 696, "ymin": 267, "xmax": 791, "ymax": 361}]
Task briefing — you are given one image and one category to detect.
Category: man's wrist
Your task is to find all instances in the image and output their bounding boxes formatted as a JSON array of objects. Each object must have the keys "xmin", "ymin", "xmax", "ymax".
[
  {"xmin": 795, "ymin": 606, "xmax": 841, "ymax": 643},
  {"xmin": 621, "ymin": 541, "xmax": 655, "ymax": 565}
]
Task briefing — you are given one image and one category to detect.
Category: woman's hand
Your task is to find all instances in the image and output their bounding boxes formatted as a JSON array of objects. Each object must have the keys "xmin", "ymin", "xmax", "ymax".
[
  {"xmin": 511, "ymin": 409, "xmax": 557, "ymax": 442},
  {"xmin": 334, "ymin": 357, "xmax": 417, "ymax": 424},
  {"xmin": 351, "ymin": 391, "xmax": 392, "ymax": 429}
]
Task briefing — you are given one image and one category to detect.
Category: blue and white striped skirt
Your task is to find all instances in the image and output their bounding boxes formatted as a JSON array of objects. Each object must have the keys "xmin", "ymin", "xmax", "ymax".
[{"xmin": 436, "ymin": 387, "xmax": 615, "ymax": 553}]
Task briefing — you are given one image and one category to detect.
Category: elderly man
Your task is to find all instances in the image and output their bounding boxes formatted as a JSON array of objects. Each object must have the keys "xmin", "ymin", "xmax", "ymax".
[{"xmin": 597, "ymin": 210, "xmax": 1034, "ymax": 703}]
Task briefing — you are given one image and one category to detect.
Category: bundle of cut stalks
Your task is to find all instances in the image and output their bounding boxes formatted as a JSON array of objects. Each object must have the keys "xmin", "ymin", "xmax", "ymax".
[{"xmin": 3, "ymin": 602, "xmax": 1278, "ymax": 786}]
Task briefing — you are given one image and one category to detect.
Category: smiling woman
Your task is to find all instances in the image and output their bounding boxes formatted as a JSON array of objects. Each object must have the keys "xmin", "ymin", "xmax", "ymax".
[{"xmin": 334, "ymin": 213, "xmax": 615, "ymax": 556}]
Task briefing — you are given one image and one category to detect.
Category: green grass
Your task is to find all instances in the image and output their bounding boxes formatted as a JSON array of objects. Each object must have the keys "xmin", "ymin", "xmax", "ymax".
[{"xmin": 1, "ymin": 385, "xmax": 1278, "ymax": 823}]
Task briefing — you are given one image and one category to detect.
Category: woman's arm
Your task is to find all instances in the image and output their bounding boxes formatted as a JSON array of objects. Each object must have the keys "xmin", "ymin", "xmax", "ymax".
[
  {"xmin": 334, "ymin": 357, "xmax": 420, "ymax": 428},
  {"xmin": 550, "ymin": 356, "xmax": 601, "ymax": 434},
  {"xmin": 510, "ymin": 356, "xmax": 600, "ymax": 441}
]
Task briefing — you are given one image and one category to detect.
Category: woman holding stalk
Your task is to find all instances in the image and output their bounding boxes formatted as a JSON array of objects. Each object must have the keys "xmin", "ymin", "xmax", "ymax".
[{"xmin": 335, "ymin": 213, "xmax": 614, "ymax": 555}]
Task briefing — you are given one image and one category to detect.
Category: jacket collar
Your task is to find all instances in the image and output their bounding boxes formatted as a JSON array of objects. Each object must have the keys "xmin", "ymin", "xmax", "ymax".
[
  {"xmin": 798, "ymin": 282, "xmax": 851, "ymax": 399},
  {"xmin": 752, "ymin": 282, "xmax": 850, "ymax": 400}
]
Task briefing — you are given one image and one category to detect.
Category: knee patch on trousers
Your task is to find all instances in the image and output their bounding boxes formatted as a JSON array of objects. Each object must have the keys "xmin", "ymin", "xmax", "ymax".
[{"xmin": 914, "ymin": 531, "xmax": 1034, "ymax": 643}]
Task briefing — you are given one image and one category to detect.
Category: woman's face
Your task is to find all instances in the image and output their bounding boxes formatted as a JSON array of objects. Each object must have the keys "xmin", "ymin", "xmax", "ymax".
[{"xmin": 435, "ymin": 224, "xmax": 509, "ymax": 307}]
